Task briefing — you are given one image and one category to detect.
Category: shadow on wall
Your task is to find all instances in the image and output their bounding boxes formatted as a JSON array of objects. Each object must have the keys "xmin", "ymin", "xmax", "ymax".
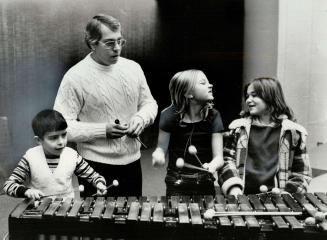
[
  {"xmin": 0, "ymin": 0, "xmax": 244, "ymax": 173},
  {"xmin": 0, "ymin": 117, "xmax": 12, "ymax": 187}
]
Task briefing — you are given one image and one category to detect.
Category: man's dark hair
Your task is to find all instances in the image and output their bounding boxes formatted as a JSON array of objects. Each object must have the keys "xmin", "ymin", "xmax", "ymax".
[{"xmin": 32, "ymin": 109, "xmax": 67, "ymax": 139}]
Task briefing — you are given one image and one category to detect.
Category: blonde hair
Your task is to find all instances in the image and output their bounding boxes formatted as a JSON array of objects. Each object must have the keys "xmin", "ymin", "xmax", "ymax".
[{"xmin": 169, "ymin": 69, "xmax": 213, "ymax": 122}]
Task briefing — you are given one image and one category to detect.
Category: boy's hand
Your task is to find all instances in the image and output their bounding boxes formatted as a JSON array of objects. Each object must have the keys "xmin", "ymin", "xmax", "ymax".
[
  {"xmin": 152, "ymin": 148, "xmax": 165, "ymax": 168},
  {"xmin": 96, "ymin": 182, "xmax": 107, "ymax": 196},
  {"xmin": 228, "ymin": 186, "xmax": 242, "ymax": 197},
  {"xmin": 24, "ymin": 189, "xmax": 44, "ymax": 200}
]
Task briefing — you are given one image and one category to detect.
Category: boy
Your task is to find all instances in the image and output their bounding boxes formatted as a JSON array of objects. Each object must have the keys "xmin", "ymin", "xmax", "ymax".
[{"xmin": 3, "ymin": 109, "xmax": 107, "ymax": 199}]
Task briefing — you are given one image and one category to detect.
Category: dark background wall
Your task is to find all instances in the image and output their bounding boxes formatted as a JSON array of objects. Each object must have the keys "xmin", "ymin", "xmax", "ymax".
[{"xmin": 0, "ymin": 0, "xmax": 244, "ymax": 176}]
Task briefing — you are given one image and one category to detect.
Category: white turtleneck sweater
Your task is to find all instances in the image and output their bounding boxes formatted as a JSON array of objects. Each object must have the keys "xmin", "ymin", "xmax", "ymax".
[{"xmin": 54, "ymin": 54, "xmax": 158, "ymax": 165}]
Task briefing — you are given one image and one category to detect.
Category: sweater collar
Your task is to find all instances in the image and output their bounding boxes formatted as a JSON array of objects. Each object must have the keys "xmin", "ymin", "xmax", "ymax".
[
  {"xmin": 228, "ymin": 115, "xmax": 307, "ymax": 136},
  {"xmin": 86, "ymin": 53, "xmax": 117, "ymax": 71}
]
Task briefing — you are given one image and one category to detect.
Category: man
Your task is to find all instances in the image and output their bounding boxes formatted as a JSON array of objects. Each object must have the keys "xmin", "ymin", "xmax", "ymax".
[{"xmin": 54, "ymin": 14, "xmax": 158, "ymax": 196}]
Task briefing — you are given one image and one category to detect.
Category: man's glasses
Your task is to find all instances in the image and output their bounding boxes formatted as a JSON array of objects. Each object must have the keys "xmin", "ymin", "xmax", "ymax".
[{"xmin": 99, "ymin": 38, "xmax": 126, "ymax": 49}]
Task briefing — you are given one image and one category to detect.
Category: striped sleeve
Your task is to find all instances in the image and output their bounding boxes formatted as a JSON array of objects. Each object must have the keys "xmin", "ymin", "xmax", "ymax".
[
  {"xmin": 3, "ymin": 158, "xmax": 30, "ymax": 198},
  {"xmin": 74, "ymin": 156, "xmax": 106, "ymax": 187},
  {"xmin": 218, "ymin": 130, "xmax": 244, "ymax": 195}
]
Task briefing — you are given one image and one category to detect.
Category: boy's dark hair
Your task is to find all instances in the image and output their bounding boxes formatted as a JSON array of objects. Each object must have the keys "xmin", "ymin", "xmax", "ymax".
[{"xmin": 32, "ymin": 109, "xmax": 67, "ymax": 139}]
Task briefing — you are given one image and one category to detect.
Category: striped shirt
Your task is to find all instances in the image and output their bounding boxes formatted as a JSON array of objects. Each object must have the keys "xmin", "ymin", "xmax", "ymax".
[{"xmin": 3, "ymin": 154, "xmax": 105, "ymax": 198}]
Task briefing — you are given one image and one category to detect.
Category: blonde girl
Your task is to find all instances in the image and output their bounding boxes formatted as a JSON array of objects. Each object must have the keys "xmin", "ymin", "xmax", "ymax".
[{"xmin": 152, "ymin": 69, "xmax": 226, "ymax": 196}]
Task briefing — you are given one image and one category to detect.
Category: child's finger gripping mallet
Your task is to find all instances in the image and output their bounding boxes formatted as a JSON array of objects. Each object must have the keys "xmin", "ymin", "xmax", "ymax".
[{"xmin": 92, "ymin": 179, "xmax": 119, "ymax": 196}]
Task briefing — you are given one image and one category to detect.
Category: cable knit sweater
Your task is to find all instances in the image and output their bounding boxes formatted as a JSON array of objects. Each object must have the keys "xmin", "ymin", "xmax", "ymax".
[{"xmin": 54, "ymin": 54, "xmax": 158, "ymax": 165}]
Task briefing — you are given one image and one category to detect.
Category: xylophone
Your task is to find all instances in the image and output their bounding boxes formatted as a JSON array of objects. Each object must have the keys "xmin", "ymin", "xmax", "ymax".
[{"xmin": 8, "ymin": 193, "xmax": 327, "ymax": 240}]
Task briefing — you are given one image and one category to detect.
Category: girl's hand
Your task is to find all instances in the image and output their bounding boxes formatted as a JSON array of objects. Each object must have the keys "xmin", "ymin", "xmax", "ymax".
[
  {"xmin": 96, "ymin": 182, "xmax": 107, "ymax": 196},
  {"xmin": 24, "ymin": 189, "xmax": 44, "ymax": 200},
  {"xmin": 203, "ymin": 161, "xmax": 219, "ymax": 174},
  {"xmin": 152, "ymin": 148, "xmax": 165, "ymax": 168}
]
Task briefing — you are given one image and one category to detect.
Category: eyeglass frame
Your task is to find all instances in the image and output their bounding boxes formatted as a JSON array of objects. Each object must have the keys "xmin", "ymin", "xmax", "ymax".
[{"xmin": 98, "ymin": 38, "xmax": 126, "ymax": 49}]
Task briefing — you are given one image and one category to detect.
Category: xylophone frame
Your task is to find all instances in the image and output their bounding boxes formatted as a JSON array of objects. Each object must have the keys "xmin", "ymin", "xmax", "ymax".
[{"xmin": 8, "ymin": 193, "xmax": 327, "ymax": 240}]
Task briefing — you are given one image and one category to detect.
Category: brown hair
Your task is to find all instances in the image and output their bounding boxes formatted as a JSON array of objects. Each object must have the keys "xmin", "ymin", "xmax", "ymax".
[
  {"xmin": 242, "ymin": 77, "xmax": 294, "ymax": 122},
  {"xmin": 84, "ymin": 14, "xmax": 121, "ymax": 49}
]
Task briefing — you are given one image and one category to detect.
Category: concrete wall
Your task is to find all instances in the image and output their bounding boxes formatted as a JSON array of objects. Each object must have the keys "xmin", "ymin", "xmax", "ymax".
[
  {"xmin": 277, "ymin": 0, "xmax": 327, "ymax": 150},
  {"xmin": 243, "ymin": 0, "xmax": 279, "ymax": 83},
  {"xmin": 244, "ymin": 0, "xmax": 327, "ymax": 152},
  {"xmin": 0, "ymin": 0, "xmax": 245, "ymax": 179}
]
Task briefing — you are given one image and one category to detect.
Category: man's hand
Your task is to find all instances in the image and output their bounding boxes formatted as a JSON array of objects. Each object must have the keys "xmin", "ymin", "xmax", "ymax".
[
  {"xmin": 96, "ymin": 182, "xmax": 107, "ymax": 196},
  {"xmin": 24, "ymin": 189, "xmax": 44, "ymax": 200},
  {"xmin": 106, "ymin": 122, "xmax": 128, "ymax": 139},
  {"xmin": 127, "ymin": 116, "xmax": 144, "ymax": 137}
]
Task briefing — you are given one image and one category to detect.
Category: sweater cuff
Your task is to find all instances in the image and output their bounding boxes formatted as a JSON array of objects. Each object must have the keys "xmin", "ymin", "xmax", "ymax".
[
  {"xmin": 94, "ymin": 177, "xmax": 106, "ymax": 187},
  {"xmin": 92, "ymin": 123, "xmax": 107, "ymax": 138},
  {"xmin": 16, "ymin": 186, "xmax": 29, "ymax": 198},
  {"xmin": 135, "ymin": 112, "xmax": 154, "ymax": 128},
  {"xmin": 221, "ymin": 177, "xmax": 243, "ymax": 195}
]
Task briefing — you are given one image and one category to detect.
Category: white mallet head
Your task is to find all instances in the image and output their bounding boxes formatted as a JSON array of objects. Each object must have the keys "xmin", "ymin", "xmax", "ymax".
[
  {"xmin": 304, "ymin": 216, "xmax": 316, "ymax": 225},
  {"xmin": 188, "ymin": 145, "xmax": 197, "ymax": 155},
  {"xmin": 259, "ymin": 185, "xmax": 268, "ymax": 193},
  {"xmin": 112, "ymin": 180, "xmax": 119, "ymax": 187},
  {"xmin": 78, "ymin": 185, "xmax": 85, "ymax": 192},
  {"xmin": 176, "ymin": 158, "xmax": 184, "ymax": 169},
  {"xmin": 203, "ymin": 209, "xmax": 215, "ymax": 219},
  {"xmin": 271, "ymin": 187, "xmax": 280, "ymax": 195}
]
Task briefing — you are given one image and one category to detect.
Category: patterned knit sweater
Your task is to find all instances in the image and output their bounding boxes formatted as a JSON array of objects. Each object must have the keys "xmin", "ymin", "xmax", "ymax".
[{"xmin": 54, "ymin": 54, "xmax": 158, "ymax": 165}]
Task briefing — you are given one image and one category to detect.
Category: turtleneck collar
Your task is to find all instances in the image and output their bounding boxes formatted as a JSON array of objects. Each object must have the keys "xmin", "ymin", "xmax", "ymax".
[{"xmin": 86, "ymin": 53, "xmax": 118, "ymax": 71}]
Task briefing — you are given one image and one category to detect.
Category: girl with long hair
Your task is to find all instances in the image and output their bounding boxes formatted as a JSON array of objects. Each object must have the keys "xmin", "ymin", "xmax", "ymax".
[
  {"xmin": 152, "ymin": 69, "xmax": 242, "ymax": 196},
  {"xmin": 222, "ymin": 77, "xmax": 312, "ymax": 194}
]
